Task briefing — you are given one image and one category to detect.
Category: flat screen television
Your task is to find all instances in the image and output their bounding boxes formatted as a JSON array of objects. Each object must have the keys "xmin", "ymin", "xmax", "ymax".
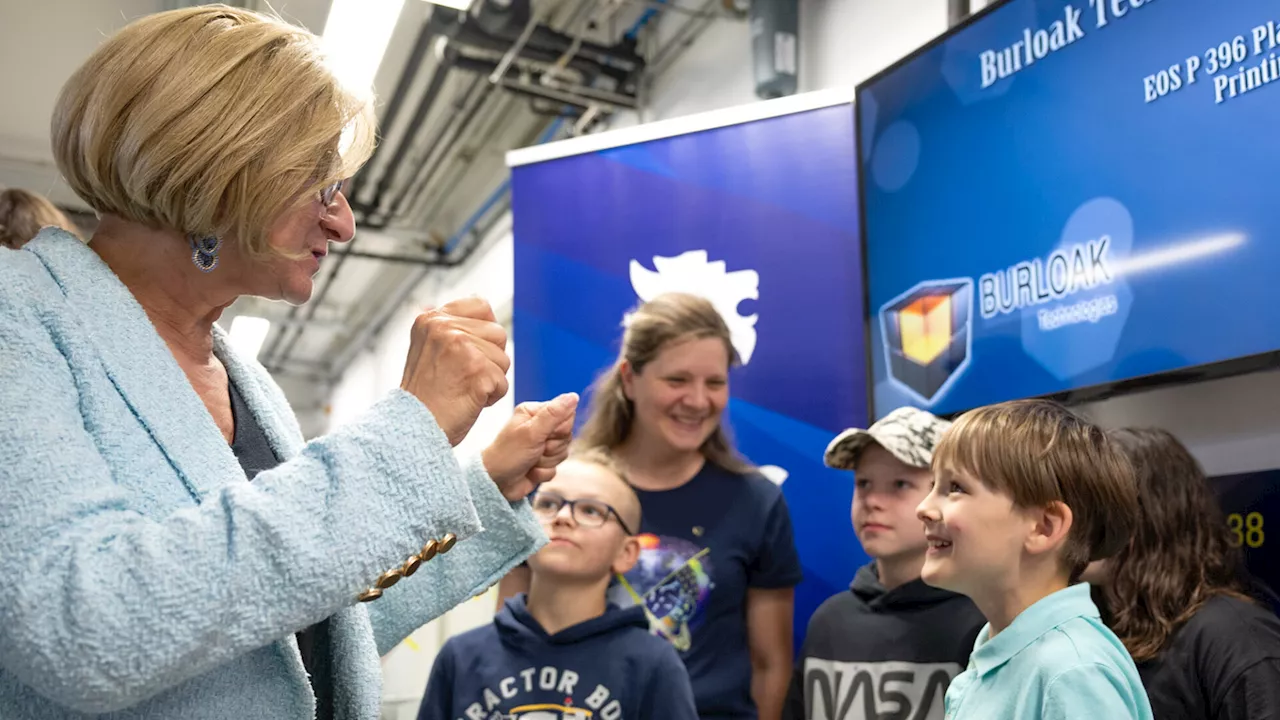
[{"xmin": 858, "ymin": 0, "xmax": 1280, "ymax": 419}]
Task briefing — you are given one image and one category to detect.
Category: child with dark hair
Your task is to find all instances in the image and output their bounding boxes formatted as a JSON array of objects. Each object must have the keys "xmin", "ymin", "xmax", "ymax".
[{"xmin": 1083, "ymin": 427, "xmax": 1280, "ymax": 719}]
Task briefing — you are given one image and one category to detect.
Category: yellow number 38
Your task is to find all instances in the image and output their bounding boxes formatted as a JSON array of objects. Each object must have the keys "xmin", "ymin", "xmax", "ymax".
[{"xmin": 1227, "ymin": 512, "xmax": 1265, "ymax": 549}]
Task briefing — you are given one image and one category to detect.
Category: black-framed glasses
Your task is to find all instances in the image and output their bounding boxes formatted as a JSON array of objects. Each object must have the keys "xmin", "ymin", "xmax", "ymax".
[
  {"xmin": 319, "ymin": 180, "xmax": 345, "ymax": 208},
  {"xmin": 531, "ymin": 491, "xmax": 634, "ymax": 535}
]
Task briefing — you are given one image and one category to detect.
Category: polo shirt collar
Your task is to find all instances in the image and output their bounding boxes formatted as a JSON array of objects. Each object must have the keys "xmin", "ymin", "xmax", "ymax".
[{"xmin": 969, "ymin": 583, "xmax": 1100, "ymax": 676}]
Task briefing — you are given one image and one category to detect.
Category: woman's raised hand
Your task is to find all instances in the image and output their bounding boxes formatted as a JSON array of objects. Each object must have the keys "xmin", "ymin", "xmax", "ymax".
[
  {"xmin": 483, "ymin": 394, "xmax": 579, "ymax": 501},
  {"xmin": 401, "ymin": 297, "xmax": 511, "ymax": 446}
]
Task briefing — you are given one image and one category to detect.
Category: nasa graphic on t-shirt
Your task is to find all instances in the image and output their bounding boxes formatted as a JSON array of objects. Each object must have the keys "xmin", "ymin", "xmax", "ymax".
[
  {"xmin": 454, "ymin": 666, "xmax": 624, "ymax": 720},
  {"xmin": 610, "ymin": 534, "xmax": 715, "ymax": 652},
  {"xmin": 801, "ymin": 660, "xmax": 962, "ymax": 720}
]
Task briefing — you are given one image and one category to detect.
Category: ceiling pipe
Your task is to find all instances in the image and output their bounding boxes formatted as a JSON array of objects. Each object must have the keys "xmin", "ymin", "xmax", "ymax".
[
  {"xmin": 489, "ymin": 11, "xmax": 541, "ymax": 84},
  {"xmin": 452, "ymin": 22, "xmax": 622, "ymax": 85},
  {"xmin": 948, "ymin": 0, "xmax": 971, "ymax": 28},
  {"xmin": 350, "ymin": 15, "xmax": 443, "ymax": 210},
  {"xmin": 453, "ymin": 55, "xmax": 594, "ymax": 107},
  {"xmin": 360, "ymin": 40, "xmax": 460, "ymax": 227},
  {"xmin": 389, "ymin": 76, "xmax": 495, "ymax": 224},
  {"xmin": 646, "ymin": 0, "xmax": 722, "ymax": 79},
  {"xmin": 453, "ymin": 55, "xmax": 637, "ymax": 110},
  {"xmin": 472, "ymin": 0, "xmax": 645, "ymax": 74},
  {"xmin": 355, "ymin": 0, "xmax": 641, "ymax": 233},
  {"xmin": 328, "ymin": 249, "xmax": 446, "ymax": 265},
  {"xmin": 356, "ymin": 3, "xmax": 639, "ymax": 227},
  {"xmin": 399, "ymin": 86, "xmax": 519, "ymax": 228}
]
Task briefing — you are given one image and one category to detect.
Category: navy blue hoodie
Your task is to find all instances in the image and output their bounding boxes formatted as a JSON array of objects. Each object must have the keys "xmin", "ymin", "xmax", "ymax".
[{"xmin": 417, "ymin": 594, "xmax": 698, "ymax": 720}]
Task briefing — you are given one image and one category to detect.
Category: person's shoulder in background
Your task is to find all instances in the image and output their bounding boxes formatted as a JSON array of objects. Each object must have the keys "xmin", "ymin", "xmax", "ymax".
[
  {"xmin": 0, "ymin": 231, "xmax": 61, "ymax": 289},
  {"xmin": 1162, "ymin": 594, "xmax": 1280, "ymax": 719}
]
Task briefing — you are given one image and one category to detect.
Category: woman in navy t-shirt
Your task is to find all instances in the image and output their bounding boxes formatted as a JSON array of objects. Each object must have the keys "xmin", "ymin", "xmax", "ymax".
[{"xmin": 500, "ymin": 292, "xmax": 802, "ymax": 720}]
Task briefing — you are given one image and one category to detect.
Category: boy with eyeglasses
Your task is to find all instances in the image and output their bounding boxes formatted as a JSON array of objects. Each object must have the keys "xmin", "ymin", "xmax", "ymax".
[{"xmin": 416, "ymin": 449, "xmax": 698, "ymax": 720}]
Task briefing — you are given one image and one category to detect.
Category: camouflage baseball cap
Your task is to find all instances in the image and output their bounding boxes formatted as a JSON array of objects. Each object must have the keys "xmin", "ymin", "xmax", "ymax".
[{"xmin": 824, "ymin": 407, "xmax": 952, "ymax": 471}]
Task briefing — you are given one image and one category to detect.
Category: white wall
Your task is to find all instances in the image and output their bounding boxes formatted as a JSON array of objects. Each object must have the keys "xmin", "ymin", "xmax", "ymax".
[
  {"xmin": 1080, "ymin": 369, "xmax": 1280, "ymax": 477},
  {"xmin": 331, "ymin": 0, "xmax": 1280, "ymax": 714}
]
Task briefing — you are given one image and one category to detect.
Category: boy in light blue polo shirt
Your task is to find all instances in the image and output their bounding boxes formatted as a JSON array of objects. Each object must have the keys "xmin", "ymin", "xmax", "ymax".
[{"xmin": 914, "ymin": 399, "xmax": 1153, "ymax": 720}]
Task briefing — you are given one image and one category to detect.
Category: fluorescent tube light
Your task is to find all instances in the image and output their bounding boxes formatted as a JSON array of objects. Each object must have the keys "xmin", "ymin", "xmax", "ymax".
[{"xmin": 321, "ymin": 0, "xmax": 406, "ymax": 95}]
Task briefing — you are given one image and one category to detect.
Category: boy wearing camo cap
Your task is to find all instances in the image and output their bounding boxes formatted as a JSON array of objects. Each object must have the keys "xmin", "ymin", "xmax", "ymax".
[{"xmin": 782, "ymin": 408, "xmax": 985, "ymax": 720}]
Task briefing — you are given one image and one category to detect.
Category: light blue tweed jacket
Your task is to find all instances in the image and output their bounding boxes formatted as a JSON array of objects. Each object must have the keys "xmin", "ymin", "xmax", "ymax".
[{"xmin": 0, "ymin": 229, "xmax": 547, "ymax": 719}]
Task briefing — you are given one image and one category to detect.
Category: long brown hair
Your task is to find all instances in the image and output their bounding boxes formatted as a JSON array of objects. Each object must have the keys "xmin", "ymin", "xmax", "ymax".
[
  {"xmin": 576, "ymin": 292, "xmax": 753, "ymax": 474},
  {"xmin": 1101, "ymin": 427, "xmax": 1251, "ymax": 662},
  {"xmin": 0, "ymin": 189, "xmax": 80, "ymax": 249}
]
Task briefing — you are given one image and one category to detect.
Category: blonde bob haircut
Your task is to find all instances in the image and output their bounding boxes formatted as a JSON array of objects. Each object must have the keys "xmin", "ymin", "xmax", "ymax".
[
  {"xmin": 932, "ymin": 399, "xmax": 1138, "ymax": 580},
  {"xmin": 51, "ymin": 5, "xmax": 376, "ymax": 257}
]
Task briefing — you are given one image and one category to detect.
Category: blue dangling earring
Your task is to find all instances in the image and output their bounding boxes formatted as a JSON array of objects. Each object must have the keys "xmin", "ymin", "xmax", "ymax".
[{"xmin": 189, "ymin": 234, "xmax": 222, "ymax": 272}]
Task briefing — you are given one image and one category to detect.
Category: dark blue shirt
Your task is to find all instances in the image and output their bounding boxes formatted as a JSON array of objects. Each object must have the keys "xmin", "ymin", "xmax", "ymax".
[
  {"xmin": 608, "ymin": 461, "xmax": 803, "ymax": 719},
  {"xmin": 229, "ymin": 381, "xmax": 333, "ymax": 720},
  {"xmin": 418, "ymin": 595, "xmax": 697, "ymax": 720}
]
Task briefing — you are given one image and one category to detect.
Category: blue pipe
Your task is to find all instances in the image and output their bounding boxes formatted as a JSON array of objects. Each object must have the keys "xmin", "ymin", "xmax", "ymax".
[
  {"xmin": 441, "ymin": 117, "xmax": 567, "ymax": 255},
  {"xmin": 625, "ymin": 0, "xmax": 667, "ymax": 40}
]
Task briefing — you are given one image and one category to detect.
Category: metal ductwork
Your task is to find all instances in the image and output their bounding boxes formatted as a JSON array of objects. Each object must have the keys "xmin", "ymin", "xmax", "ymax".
[
  {"xmin": 470, "ymin": 0, "xmax": 645, "ymax": 87},
  {"xmin": 349, "ymin": 0, "xmax": 646, "ymax": 236}
]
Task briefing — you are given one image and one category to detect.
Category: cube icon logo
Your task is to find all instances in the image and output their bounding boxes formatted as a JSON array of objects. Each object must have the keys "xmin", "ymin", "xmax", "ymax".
[{"xmin": 879, "ymin": 279, "xmax": 973, "ymax": 406}]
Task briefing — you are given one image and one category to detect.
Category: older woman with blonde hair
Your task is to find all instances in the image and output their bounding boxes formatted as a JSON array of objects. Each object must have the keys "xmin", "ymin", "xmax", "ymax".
[
  {"xmin": 0, "ymin": 6, "xmax": 573, "ymax": 720},
  {"xmin": 0, "ymin": 187, "xmax": 80, "ymax": 248}
]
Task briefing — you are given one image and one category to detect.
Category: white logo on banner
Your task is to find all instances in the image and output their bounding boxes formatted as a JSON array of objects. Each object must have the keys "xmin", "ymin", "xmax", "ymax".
[
  {"xmin": 759, "ymin": 466, "xmax": 789, "ymax": 486},
  {"xmin": 628, "ymin": 250, "xmax": 761, "ymax": 365}
]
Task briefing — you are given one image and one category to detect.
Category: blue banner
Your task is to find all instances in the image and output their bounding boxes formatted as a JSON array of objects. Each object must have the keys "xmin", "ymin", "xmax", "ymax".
[
  {"xmin": 511, "ymin": 101, "xmax": 867, "ymax": 649},
  {"xmin": 860, "ymin": 0, "xmax": 1280, "ymax": 418}
]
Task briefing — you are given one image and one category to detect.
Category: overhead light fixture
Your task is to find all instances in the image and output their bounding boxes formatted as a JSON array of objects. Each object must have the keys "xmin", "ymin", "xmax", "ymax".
[
  {"xmin": 321, "ymin": 0, "xmax": 406, "ymax": 95},
  {"xmin": 228, "ymin": 316, "xmax": 273, "ymax": 361}
]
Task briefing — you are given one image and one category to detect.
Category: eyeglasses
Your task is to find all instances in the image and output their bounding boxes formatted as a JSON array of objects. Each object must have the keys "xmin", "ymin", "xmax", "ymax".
[
  {"xmin": 531, "ymin": 492, "xmax": 634, "ymax": 535},
  {"xmin": 319, "ymin": 180, "xmax": 345, "ymax": 208}
]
